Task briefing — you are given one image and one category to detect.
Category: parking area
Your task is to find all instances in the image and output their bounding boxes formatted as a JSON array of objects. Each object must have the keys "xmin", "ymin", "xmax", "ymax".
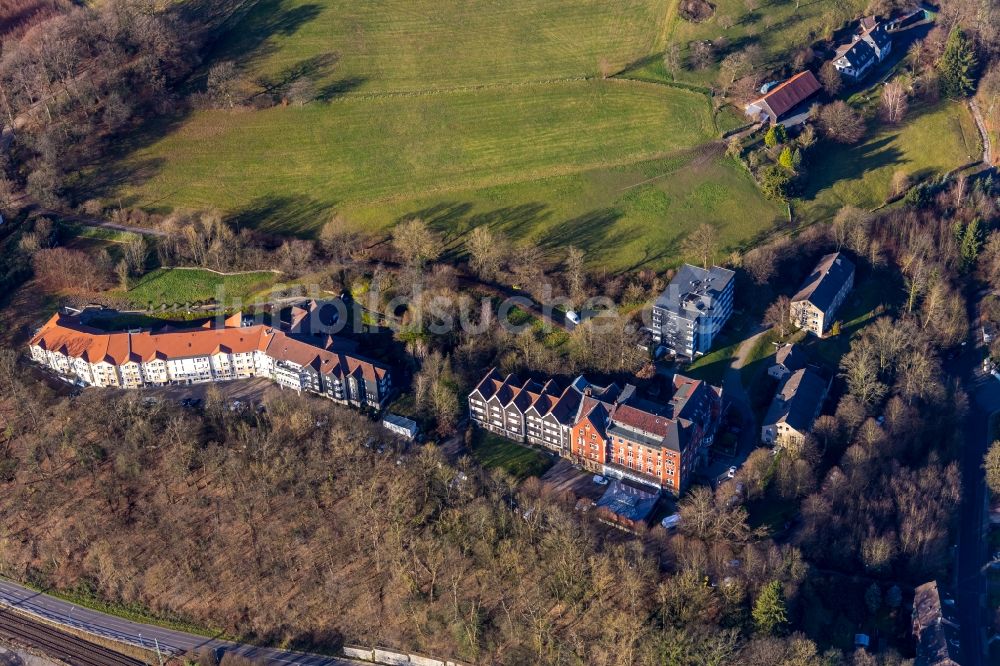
[
  {"xmin": 541, "ymin": 459, "xmax": 614, "ymax": 502},
  {"xmin": 135, "ymin": 377, "xmax": 285, "ymax": 405}
]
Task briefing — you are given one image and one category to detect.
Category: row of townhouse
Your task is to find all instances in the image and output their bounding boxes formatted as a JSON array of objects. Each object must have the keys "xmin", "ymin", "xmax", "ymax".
[
  {"xmin": 469, "ymin": 368, "xmax": 723, "ymax": 495},
  {"xmin": 28, "ymin": 311, "xmax": 392, "ymax": 410}
]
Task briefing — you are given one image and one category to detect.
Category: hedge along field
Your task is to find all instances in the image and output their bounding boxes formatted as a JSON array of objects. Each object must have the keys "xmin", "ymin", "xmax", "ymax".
[
  {"xmin": 122, "ymin": 268, "xmax": 280, "ymax": 307},
  {"xmin": 115, "ymin": 0, "xmax": 789, "ymax": 270}
]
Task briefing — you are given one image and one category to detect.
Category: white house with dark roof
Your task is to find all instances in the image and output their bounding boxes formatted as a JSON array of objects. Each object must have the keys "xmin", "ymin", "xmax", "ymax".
[
  {"xmin": 790, "ymin": 252, "xmax": 855, "ymax": 336},
  {"xmin": 768, "ymin": 343, "xmax": 809, "ymax": 380},
  {"xmin": 467, "ymin": 368, "xmax": 594, "ymax": 454},
  {"xmin": 761, "ymin": 368, "xmax": 830, "ymax": 448},
  {"xmin": 834, "ymin": 20, "xmax": 893, "ymax": 81}
]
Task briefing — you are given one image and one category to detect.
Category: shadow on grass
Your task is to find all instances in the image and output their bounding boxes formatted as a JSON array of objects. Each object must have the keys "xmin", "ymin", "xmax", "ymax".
[
  {"xmin": 316, "ymin": 76, "xmax": 368, "ymax": 101},
  {"xmin": 804, "ymin": 135, "xmax": 904, "ymax": 192},
  {"xmin": 204, "ymin": 0, "xmax": 324, "ymax": 71},
  {"xmin": 76, "ymin": 0, "xmax": 328, "ymax": 203},
  {"xmin": 256, "ymin": 52, "xmax": 341, "ymax": 96},
  {"xmin": 798, "ymin": 267, "xmax": 903, "ymax": 371},
  {"xmin": 228, "ymin": 195, "xmax": 334, "ymax": 238}
]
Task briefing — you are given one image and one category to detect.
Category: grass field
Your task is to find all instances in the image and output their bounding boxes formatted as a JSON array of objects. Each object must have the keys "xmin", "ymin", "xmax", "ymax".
[
  {"xmin": 215, "ymin": 0, "xmax": 669, "ymax": 92},
  {"xmin": 123, "ymin": 268, "xmax": 279, "ymax": 307},
  {"xmin": 469, "ymin": 429, "xmax": 555, "ymax": 482},
  {"xmin": 126, "ymin": 80, "xmax": 714, "ymax": 215},
  {"xmin": 108, "ymin": 0, "xmax": 791, "ymax": 271},
  {"xmin": 796, "ymin": 100, "xmax": 981, "ymax": 224}
]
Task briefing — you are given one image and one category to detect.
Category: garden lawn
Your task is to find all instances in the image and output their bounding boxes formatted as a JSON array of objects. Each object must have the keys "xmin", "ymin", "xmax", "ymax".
[
  {"xmin": 655, "ymin": 0, "xmax": 868, "ymax": 87},
  {"xmin": 469, "ymin": 429, "xmax": 555, "ymax": 482},
  {"xmin": 123, "ymin": 268, "xmax": 279, "ymax": 307},
  {"xmin": 683, "ymin": 339, "xmax": 741, "ymax": 386},
  {"xmin": 799, "ymin": 269, "xmax": 902, "ymax": 370},
  {"xmin": 796, "ymin": 100, "xmax": 981, "ymax": 224}
]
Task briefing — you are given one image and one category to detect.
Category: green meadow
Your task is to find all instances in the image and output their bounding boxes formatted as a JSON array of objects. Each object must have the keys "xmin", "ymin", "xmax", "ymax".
[
  {"xmin": 796, "ymin": 100, "xmax": 981, "ymax": 223},
  {"xmin": 110, "ymin": 0, "xmax": 973, "ymax": 271},
  {"xmin": 123, "ymin": 268, "xmax": 279, "ymax": 307},
  {"xmin": 114, "ymin": 0, "xmax": 789, "ymax": 270}
]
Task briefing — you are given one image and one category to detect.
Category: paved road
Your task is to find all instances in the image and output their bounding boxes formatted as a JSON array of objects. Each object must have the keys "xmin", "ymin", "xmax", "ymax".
[
  {"xmin": 0, "ymin": 579, "xmax": 360, "ymax": 665},
  {"xmin": 953, "ymin": 290, "xmax": 998, "ymax": 666}
]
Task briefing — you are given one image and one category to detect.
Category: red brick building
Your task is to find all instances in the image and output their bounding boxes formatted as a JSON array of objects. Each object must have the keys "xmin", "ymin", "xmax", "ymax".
[
  {"xmin": 571, "ymin": 376, "xmax": 722, "ymax": 495},
  {"xmin": 469, "ymin": 368, "xmax": 722, "ymax": 495}
]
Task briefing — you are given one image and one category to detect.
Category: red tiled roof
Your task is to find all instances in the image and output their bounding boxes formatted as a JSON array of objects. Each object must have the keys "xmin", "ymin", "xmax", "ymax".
[
  {"xmin": 611, "ymin": 403, "xmax": 672, "ymax": 437},
  {"xmin": 29, "ymin": 313, "xmax": 388, "ymax": 381},
  {"xmin": 750, "ymin": 70, "xmax": 822, "ymax": 119}
]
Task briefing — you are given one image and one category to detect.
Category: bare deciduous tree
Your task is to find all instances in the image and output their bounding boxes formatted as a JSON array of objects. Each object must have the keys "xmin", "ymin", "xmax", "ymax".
[
  {"xmin": 564, "ymin": 246, "xmax": 586, "ymax": 303},
  {"xmin": 879, "ymin": 81, "xmax": 909, "ymax": 124},
  {"xmin": 392, "ymin": 218, "xmax": 441, "ymax": 268},
  {"xmin": 466, "ymin": 226, "xmax": 506, "ymax": 281},
  {"xmin": 681, "ymin": 223, "xmax": 719, "ymax": 269},
  {"xmin": 763, "ymin": 295, "xmax": 791, "ymax": 337},
  {"xmin": 818, "ymin": 101, "xmax": 866, "ymax": 144}
]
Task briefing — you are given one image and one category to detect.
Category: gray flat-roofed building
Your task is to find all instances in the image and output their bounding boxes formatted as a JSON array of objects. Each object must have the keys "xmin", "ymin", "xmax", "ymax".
[
  {"xmin": 650, "ymin": 264, "xmax": 735, "ymax": 358},
  {"xmin": 382, "ymin": 413, "xmax": 419, "ymax": 440}
]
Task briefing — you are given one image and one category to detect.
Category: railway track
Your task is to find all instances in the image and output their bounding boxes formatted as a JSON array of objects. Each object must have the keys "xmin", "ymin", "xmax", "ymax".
[{"xmin": 0, "ymin": 607, "xmax": 145, "ymax": 666}]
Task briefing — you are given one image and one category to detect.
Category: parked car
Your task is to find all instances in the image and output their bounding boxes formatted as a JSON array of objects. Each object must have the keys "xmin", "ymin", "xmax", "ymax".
[
  {"xmin": 726, "ymin": 466, "xmax": 737, "ymax": 479},
  {"xmin": 592, "ymin": 474, "xmax": 609, "ymax": 485},
  {"xmin": 660, "ymin": 514, "xmax": 681, "ymax": 530}
]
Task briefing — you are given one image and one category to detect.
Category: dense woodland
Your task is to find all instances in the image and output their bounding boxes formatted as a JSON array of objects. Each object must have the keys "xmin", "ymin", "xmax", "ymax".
[{"xmin": 0, "ymin": 0, "xmax": 999, "ymax": 664}]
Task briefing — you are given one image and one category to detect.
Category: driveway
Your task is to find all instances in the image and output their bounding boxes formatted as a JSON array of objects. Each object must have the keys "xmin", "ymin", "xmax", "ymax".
[{"xmin": 703, "ymin": 326, "xmax": 770, "ymax": 482}]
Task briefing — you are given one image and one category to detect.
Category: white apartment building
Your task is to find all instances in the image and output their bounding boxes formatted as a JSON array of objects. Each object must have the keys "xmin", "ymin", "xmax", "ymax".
[{"xmin": 28, "ymin": 312, "xmax": 392, "ymax": 411}]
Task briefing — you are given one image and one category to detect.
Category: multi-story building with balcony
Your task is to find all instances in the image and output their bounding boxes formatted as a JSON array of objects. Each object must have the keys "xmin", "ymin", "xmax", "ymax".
[
  {"xmin": 649, "ymin": 264, "xmax": 735, "ymax": 358},
  {"xmin": 28, "ymin": 311, "xmax": 392, "ymax": 411}
]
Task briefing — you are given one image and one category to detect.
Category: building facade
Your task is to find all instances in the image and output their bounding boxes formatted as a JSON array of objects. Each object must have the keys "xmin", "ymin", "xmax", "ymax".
[
  {"xmin": 790, "ymin": 252, "xmax": 855, "ymax": 337},
  {"xmin": 468, "ymin": 370, "xmax": 596, "ymax": 455},
  {"xmin": 834, "ymin": 20, "xmax": 892, "ymax": 80},
  {"xmin": 470, "ymin": 369, "xmax": 723, "ymax": 495},
  {"xmin": 650, "ymin": 264, "xmax": 735, "ymax": 358},
  {"xmin": 761, "ymin": 368, "xmax": 830, "ymax": 448},
  {"xmin": 28, "ymin": 312, "xmax": 392, "ymax": 410}
]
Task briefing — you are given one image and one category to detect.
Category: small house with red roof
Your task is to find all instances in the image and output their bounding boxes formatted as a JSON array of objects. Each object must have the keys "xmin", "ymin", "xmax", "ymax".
[{"xmin": 744, "ymin": 70, "xmax": 823, "ymax": 125}]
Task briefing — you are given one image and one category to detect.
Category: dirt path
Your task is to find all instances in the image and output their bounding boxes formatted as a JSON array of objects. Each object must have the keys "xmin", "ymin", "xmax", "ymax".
[
  {"xmin": 730, "ymin": 323, "xmax": 770, "ymax": 372},
  {"xmin": 969, "ymin": 98, "xmax": 993, "ymax": 166},
  {"xmin": 21, "ymin": 203, "xmax": 166, "ymax": 238}
]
